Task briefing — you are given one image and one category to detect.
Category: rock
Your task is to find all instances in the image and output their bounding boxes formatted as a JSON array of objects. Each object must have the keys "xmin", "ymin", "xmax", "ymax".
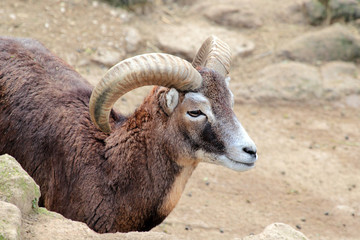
[
  {"xmin": 251, "ymin": 60, "xmax": 359, "ymax": 102},
  {"xmin": 245, "ymin": 59, "xmax": 360, "ymax": 103},
  {"xmin": 345, "ymin": 94, "xmax": 360, "ymax": 108},
  {"xmin": 91, "ymin": 47, "xmax": 125, "ymax": 67},
  {"xmin": 0, "ymin": 201, "xmax": 22, "ymax": 240},
  {"xmin": 254, "ymin": 62, "xmax": 322, "ymax": 101},
  {"xmin": 0, "ymin": 154, "xmax": 40, "ymax": 215},
  {"xmin": 235, "ymin": 41, "xmax": 256, "ymax": 57},
  {"xmin": 302, "ymin": 0, "xmax": 326, "ymax": 25},
  {"xmin": 156, "ymin": 23, "xmax": 254, "ymax": 61},
  {"xmin": 23, "ymin": 207, "xmax": 176, "ymax": 240},
  {"xmin": 124, "ymin": 27, "xmax": 142, "ymax": 53},
  {"xmin": 203, "ymin": 4, "xmax": 263, "ymax": 29},
  {"xmin": 304, "ymin": 0, "xmax": 360, "ymax": 25},
  {"xmin": 278, "ymin": 24, "xmax": 360, "ymax": 63},
  {"xmin": 320, "ymin": 61, "xmax": 360, "ymax": 100},
  {"xmin": 242, "ymin": 223, "xmax": 309, "ymax": 240},
  {"xmin": 330, "ymin": 0, "xmax": 360, "ymax": 21},
  {"xmin": 279, "ymin": 2, "xmax": 309, "ymax": 24}
]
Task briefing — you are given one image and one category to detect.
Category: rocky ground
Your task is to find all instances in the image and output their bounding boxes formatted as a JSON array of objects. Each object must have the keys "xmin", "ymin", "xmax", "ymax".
[{"xmin": 0, "ymin": 0, "xmax": 360, "ymax": 239}]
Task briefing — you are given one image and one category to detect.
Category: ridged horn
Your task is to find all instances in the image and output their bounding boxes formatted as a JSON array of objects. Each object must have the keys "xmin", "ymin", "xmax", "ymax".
[
  {"xmin": 89, "ymin": 53, "xmax": 202, "ymax": 133},
  {"xmin": 192, "ymin": 35, "xmax": 231, "ymax": 77}
]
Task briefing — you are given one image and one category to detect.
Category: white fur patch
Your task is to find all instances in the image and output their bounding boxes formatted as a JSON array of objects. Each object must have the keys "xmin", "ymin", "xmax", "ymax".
[
  {"xmin": 184, "ymin": 92, "xmax": 208, "ymax": 103},
  {"xmin": 165, "ymin": 88, "xmax": 179, "ymax": 114},
  {"xmin": 184, "ymin": 92, "xmax": 215, "ymax": 123}
]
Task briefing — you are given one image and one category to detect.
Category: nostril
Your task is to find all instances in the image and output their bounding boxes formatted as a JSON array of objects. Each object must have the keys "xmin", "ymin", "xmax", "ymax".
[{"xmin": 243, "ymin": 147, "xmax": 257, "ymax": 157}]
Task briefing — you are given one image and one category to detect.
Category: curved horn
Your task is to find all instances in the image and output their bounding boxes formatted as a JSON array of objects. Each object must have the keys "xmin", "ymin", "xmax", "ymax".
[
  {"xmin": 192, "ymin": 35, "xmax": 231, "ymax": 77},
  {"xmin": 89, "ymin": 53, "xmax": 202, "ymax": 133}
]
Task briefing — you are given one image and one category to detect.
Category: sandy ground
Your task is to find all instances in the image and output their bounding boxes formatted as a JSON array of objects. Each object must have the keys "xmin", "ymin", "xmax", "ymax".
[
  {"xmin": 157, "ymin": 104, "xmax": 360, "ymax": 240},
  {"xmin": 1, "ymin": 0, "xmax": 359, "ymax": 239}
]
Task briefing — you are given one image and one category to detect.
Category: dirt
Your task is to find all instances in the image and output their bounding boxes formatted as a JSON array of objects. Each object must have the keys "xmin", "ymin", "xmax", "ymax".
[{"xmin": 1, "ymin": 0, "xmax": 359, "ymax": 240}]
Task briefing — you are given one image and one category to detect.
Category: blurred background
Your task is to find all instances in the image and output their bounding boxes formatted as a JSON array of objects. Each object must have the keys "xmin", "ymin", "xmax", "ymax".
[{"xmin": 0, "ymin": 0, "xmax": 359, "ymax": 239}]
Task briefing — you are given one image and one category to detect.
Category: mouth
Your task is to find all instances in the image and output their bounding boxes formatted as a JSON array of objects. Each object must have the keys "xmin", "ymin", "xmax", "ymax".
[
  {"xmin": 195, "ymin": 150, "xmax": 257, "ymax": 171},
  {"xmin": 241, "ymin": 161, "xmax": 255, "ymax": 167},
  {"xmin": 222, "ymin": 155, "xmax": 256, "ymax": 171},
  {"xmin": 229, "ymin": 158, "xmax": 255, "ymax": 167}
]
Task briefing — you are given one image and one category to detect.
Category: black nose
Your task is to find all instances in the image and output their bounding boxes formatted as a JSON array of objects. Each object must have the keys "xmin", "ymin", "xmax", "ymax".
[{"xmin": 243, "ymin": 147, "xmax": 257, "ymax": 158}]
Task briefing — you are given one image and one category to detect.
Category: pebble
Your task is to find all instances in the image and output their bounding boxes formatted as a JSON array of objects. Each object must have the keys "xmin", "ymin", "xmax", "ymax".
[
  {"xmin": 9, "ymin": 13, "xmax": 16, "ymax": 20},
  {"xmin": 92, "ymin": 1, "xmax": 99, "ymax": 7},
  {"xmin": 91, "ymin": 47, "xmax": 125, "ymax": 67},
  {"xmin": 124, "ymin": 27, "xmax": 142, "ymax": 53},
  {"xmin": 235, "ymin": 41, "xmax": 255, "ymax": 57}
]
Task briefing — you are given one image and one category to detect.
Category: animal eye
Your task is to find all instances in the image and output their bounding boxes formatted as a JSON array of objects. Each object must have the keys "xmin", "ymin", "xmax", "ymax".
[{"xmin": 187, "ymin": 110, "xmax": 203, "ymax": 118}]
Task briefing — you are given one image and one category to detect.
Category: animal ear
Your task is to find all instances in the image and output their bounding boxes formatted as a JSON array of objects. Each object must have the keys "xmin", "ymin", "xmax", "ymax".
[
  {"xmin": 225, "ymin": 76, "xmax": 231, "ymax": 87},
  {"xmin": 160, "ymin": 88, "xmax": 179, "ymax": 116}
]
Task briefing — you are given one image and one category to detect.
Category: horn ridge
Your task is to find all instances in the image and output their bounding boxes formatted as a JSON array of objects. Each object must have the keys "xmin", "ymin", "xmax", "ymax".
[{"xmin": 192, "ymin": 35, "xmax": 231, "ymax": 77}]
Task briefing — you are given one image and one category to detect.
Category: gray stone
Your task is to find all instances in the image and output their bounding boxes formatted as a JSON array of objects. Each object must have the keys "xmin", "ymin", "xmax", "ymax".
[
  {"xmin": 249, "ymin": 60, "xmax": 360, "ymax": 103},
  {"xmin": 235, "ymin": 41, "xmax": 256, "ymax": 57},
  {"xmin": 303, "ymin": 0, "xmax": 327, "ymax": 25},
  {"xmin": 255, "ymin": 62, "xmax": 322, "ymax": 101},
  {"xmin": 321, "ymin": 61, "xmax": 360, "ymax": 99},
  {"xmin": 156, "ymin": 23, "xmax": 254, "ymax": 61},
  {"xmin": 242, "ymin": 223, "xmax": 309, "ymax": 240},
  {"xmin": 0, "ymin": 154, "xmax": 40, "ymax": 215},
  {"xmin": 156, "ymin": 26, "xmax": 203, "ymax": 61},
  {"xmin": 124, "ymin": 27, "xmax": 142, "ymax": 53},
  {"xmin": 278, "ymin": 24, "xmax": 360, "ymax": 63},
  {"xmin": 23, "ymin": 207, "xmax": 177, "ymax": 240},
  {"xmin": 203, "ymin": 4, "xmax": 263, "ymax": 29},
  {"xmin": 0, "ymin": 201, "xmax": 22, "ymax": 240},
  {"xmin": 91, "ymin": 47, "xmax": 125, "ymax": 67},
  {"xmin": 345, "ymin": 94, "xmax": 360, "ymax": 108}
]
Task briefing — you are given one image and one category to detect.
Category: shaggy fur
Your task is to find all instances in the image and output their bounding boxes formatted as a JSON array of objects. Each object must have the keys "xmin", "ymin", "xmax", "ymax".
[{"xmin": 0, "ymin": 37, "xmax": 232, "ymax": 233}]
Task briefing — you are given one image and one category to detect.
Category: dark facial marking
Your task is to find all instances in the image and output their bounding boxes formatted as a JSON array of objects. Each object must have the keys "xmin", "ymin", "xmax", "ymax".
[{"xmin": 200, "ymin": 122, "xmax": 225, "ymax": 154}]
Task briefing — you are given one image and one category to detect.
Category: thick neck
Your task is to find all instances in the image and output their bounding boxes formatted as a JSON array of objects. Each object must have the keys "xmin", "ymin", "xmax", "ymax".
[
  {"xmin": 99, "ymin": 104, "xmax": 197, "ymax": 232},
  {"xmin": 158, "ymin": 163, "xmax": 197, "ymax": 217}
]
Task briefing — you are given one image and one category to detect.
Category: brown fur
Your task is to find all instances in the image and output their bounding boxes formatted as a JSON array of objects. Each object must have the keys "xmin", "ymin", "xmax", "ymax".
[{"xmin": 0, "ymin": 37, "xmax": 231, "ymax": 233}]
